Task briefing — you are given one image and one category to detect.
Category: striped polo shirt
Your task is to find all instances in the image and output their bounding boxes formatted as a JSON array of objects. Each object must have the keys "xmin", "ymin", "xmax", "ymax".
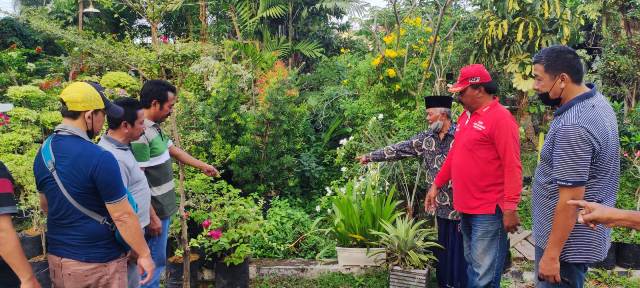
[
  {"xmin": 131, "ymin": 119, "xmax": 177, "ymax": 219},
  {"xmin": 532, "ymin": 84, "xmax": 619, "ymax": 263}
]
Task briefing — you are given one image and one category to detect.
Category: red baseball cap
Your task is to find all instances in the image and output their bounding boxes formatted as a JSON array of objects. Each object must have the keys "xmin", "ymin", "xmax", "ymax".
[{"xmin": 448, "ymin": 64, "xmax": 492, "ymax": 93}]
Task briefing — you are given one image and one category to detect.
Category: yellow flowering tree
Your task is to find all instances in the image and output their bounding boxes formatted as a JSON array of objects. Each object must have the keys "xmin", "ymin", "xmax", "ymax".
[{"xmin": 370, "ymin": 0, "xmax": 458, "ymax": 108}]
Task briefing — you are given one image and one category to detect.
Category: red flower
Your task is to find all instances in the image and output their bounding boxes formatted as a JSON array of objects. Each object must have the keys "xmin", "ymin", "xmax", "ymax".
[
  {"xmin": 202, "ymin": 219, "xmax": 211, "ymax": 229},
  {"xmin": 9, "ymin": 43, "xmax": 16, "ymax": 50},
  {"xmin": 35, "ymin": 46, "xmax": 43, "ymax": 54},
  {"xmin": 208, "ymin": 229, "xmax": 222, "ymax": 240},
  {"xmin": 0, "ymin": 113, "xmax": 10, "ymax": 127}
]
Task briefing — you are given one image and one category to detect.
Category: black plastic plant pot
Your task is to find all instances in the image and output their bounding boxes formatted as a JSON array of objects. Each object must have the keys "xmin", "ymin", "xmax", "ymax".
[
  {"xmin": 19, "ymin": 232, "xmax": 43, "ymax": 260},
  {"xmin": 165, "ymin": 254, "xmax": 202, "ymax": 288},
  {"xmin": 616, "ymin": 242, "xmax": 640, "ymax": 269},
  {"xmin": 590, "ymin": 242, "xmax": 617, "ymax": 270},
  {"xmin": 30, "ymin": 258, "xmax": 50, "ymax": 287},
  {"xmin": 215, "ymin": 258, "xmax": 250, "ymax": 288}
]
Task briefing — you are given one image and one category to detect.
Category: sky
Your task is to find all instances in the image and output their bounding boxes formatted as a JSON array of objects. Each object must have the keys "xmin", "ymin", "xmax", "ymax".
[
  {"xmin": 367, "ymin": 0, "xmax": 388, "ymax": 7},
  {"xmin": 0, "ymin": 0, "xmax": 16, "ymax": 15}
]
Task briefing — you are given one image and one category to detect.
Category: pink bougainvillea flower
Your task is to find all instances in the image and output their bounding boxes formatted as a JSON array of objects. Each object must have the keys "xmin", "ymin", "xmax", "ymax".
[
  {"xmin": 0, "ymin": 113, "xmax": 9, "ymax": 127},
  {"xmin": 202, "ymin": 219, "xmax": 211, "ymax": 229},
  {"xmin": 635, "ymin": 150, "xmax": 640, "ymax": 158},
  {"xmin": 624, "ymin": 152, "xmax": 629, "ymax": 158},
  {"xmin": 208, "ymin": 229, "xmax": 222, "ymax": 240}
]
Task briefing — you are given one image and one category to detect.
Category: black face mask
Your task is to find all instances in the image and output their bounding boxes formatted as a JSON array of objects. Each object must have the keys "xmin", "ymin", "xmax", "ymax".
[
  {"xmin": 537, "ymin": 77, "xmax": 564, "ymax": 107},
  {"xmin": 86, "ymin": 115, "xmax": 95, "ymax": 140}
]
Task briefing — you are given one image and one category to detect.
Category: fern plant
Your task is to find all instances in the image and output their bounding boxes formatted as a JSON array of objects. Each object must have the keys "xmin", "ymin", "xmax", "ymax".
[{"xmin": 370, "ymin": 216, "xmax": 441, "ymax": 270}]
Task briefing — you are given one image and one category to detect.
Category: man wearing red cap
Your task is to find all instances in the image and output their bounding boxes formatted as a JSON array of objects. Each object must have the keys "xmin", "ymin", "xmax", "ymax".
[{"xmin": 426, "ymin": 64, "xmax": 522, "ymax": 287}]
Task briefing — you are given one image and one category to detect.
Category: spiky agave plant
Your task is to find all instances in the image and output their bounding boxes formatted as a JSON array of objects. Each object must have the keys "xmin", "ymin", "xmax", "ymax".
[{"xmin": 370, "ymin": 216, "xmax": 442, "ymax": 270}]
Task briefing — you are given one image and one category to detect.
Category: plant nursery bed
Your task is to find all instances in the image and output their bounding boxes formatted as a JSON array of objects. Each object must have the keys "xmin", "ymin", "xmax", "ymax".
[{"xmin": 249, "ymin": 258, "xmax": 370, "ymax": 279}]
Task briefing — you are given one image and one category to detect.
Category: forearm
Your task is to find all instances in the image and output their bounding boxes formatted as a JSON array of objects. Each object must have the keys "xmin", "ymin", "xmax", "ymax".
[
  {"xmin": 39, "ymin": 193, "xmax": 48, "ymax": 215},
  {"xmin": 110, "ymin": 207, "xmax": 150, "ymax": 257},
  {"xmin": 0, "ymin": 216, "xmax": 36, "ymax": 282},
  {"xmin": 149, "ymin": 205, "xmax": 160, "ymax": 222},
  {"xmin": 545, "ymin": 189, "xmax": 584, "ymax": 257},
  {"xmin": 614, "ymin": 210, "xmax": 640, "ymax": 230},
  {"xmin": 169, "ymin": 146, "xmax": 206, "ymax": 170}
]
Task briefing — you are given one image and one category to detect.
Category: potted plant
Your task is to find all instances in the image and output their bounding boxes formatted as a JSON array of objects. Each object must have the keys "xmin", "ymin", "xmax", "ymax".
[
  {"xmin": 190, "ymin": 181, "xmax": 263, "ymax": 288},
  {"xmin": 370, "ymin": 216, "xmax": 441, "ymax": 288},
  {"xmin": 325, "ymin": 173, "xmax": 403, "ymax": 267},
  {"xmin": 613, "ymin": 152, "xmax": 640, "ymax": 269},
  {"xmin": 165, "ymin": 217, "xmax": 203, "ymax": 287}
]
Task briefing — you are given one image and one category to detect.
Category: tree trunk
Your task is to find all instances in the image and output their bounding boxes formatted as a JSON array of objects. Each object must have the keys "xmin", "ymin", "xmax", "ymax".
[
  {"xmin": 229, "ymin": 5, "xmax": 243, "ymax": 42},
  {"xmin": 78, "ymin": 0, "xmax": 83, "ymax": 32},
  {"xmin": 288, "ymin": 1, "xmax": 294, "ymax": 69},
  {"xmin": 170, "ymin": 113, "xmax": 191, "ymax": 288},
  {"xmin": 186, "ymin": 10, "xmax": 194, "ymax": 40},
  {"xmin": 199, "ymin": 0, "xmax": 208, "ymax": 43},
  {"xmin": 150, "ymin": 21, "xmax": 159, "ymax": 50}
]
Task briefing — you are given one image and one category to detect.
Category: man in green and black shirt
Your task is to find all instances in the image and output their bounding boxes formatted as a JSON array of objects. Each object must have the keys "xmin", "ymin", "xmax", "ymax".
[{"xmin": 131, "ymin": 80, "xmax": 218, "ymax": 288}]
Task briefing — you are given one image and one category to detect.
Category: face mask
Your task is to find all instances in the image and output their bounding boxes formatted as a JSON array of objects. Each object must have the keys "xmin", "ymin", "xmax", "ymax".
[
  {"xmin": 86, "ymin": 115, "xmax": 96, "ymax": 140},
  {"xmin": 430, "ymin": 120, "xmax": 444, "ymax": 133},
  {"xmin": 537, "ymin": 77, "xmax": 564, "ymax": 107}
]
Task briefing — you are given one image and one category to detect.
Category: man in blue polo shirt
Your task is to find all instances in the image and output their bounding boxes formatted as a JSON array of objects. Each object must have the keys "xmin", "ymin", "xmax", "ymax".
[
  {"xmin": 33, "ymin": 82, "xmax": 154, "ymax": 288},
  {"xmin": 531, "ymin": 46, "xmax": 619, "ymax": 287}
]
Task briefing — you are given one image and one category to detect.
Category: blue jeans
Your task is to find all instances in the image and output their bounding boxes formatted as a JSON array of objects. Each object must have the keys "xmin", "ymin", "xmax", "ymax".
[
  {"xmin": 534, "ymin": 246, "xmax": 588, "ymax": 288},
  {"xmin": 141, "ymin": 217, "xmax": 171, "ymax": 288},
  {"xmin": 460, "ymin": 207, "xmax": 508, "ymax": 288}
]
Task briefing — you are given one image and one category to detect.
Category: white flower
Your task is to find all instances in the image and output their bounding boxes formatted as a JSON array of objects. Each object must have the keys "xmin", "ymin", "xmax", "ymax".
[
  {"xmin": 327, "ymin": 208, "xmax": 332, "ymax": 214},
  {"xmin": 340, "ymin": 167, "xmax": 347, "ymax": 172},
  {"xmin": 339, "ymin": 138, "xmax": 348, "ymax": 146},
  {"xmin": 324, "ymin": 186, "xmax": 332, "ymax": 195},
  {"xmin": 315, "ymin": 205, "xmax": 321, "ymax": 212},
  {"xmin": 377, "ymin": 113, "xmax": 384, "ymax": 120},
  {"xmin": 339, "ymin": 187, "xmax": 346, "ymax": 194},
  {"xmin": 348, "ymin": 136, "xmax": 354, "ymax": 141}
]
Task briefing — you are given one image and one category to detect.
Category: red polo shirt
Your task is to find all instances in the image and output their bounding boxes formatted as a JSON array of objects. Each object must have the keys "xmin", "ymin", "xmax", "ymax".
[{"xmin": 434, "ymin": 99, "xmax": 522, "ymax": 214}]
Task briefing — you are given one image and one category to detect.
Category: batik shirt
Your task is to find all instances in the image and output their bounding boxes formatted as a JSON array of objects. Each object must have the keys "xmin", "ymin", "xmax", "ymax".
[{"xmin": 368, "ymin": 125, "xmax": 458, "ymax": 220}]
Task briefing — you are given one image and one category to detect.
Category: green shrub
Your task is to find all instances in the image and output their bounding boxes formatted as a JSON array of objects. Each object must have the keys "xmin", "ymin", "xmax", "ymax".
[
  {"xmin": 38, "ymin": 110, "xmax": 62, "ymax": 131},
  {"xmin": 99, "ymin": 71, "xmax": 140, "ymax": 97},
  {"xmin": 0, "ymin": 127, "xmax": 39, "ymax": 154},
  {"xmin": 189, "ymin": 180, "xmax": 264, "ymax": 265},
  {"xmin": 6, "ymin": 85, "xmax": 51, "ymax": 110},
  {"xmin": 0, "ymin": 149, "xmax": 44, "ymax": 229},
  {"xmin": 7, "ymin": 107, "xmax": 39, "ymax": 126},
  {"xmin": 251, "ymin": 198, "xmax": 336, "ymax": 259}
]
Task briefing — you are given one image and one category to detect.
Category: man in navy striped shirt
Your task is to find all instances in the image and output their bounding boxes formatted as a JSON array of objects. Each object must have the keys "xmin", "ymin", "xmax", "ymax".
[{"xmin": 531, "ymin": 46, "xmax": 619, "ymax": 287}]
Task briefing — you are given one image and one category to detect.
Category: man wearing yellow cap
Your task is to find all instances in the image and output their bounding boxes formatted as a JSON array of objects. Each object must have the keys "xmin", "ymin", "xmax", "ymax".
[{"xmin": 33, "ymin": 82, "xmax": 154, "ymax": 287}]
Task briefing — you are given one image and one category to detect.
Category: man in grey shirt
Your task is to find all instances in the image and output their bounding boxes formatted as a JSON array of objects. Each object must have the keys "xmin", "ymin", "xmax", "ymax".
[{"xmin": 98, "ymin": 97, "xmax": 151, "ymax": 288}]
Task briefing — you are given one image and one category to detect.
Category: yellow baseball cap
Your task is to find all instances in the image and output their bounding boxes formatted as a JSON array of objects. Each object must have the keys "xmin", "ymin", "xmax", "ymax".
[{"xmin": 59, "ymin": 82, "xmax": 123, "ymax": 117}]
